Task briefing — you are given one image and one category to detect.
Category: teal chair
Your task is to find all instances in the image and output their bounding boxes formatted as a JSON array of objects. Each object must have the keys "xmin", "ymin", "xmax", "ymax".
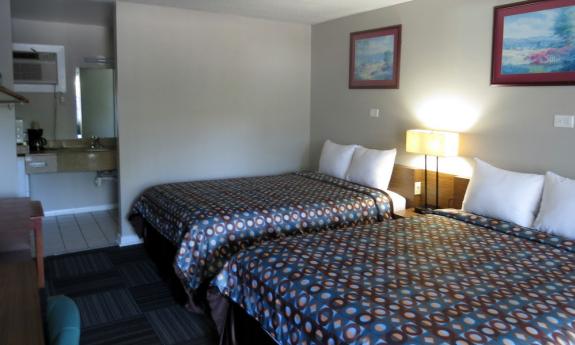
[{"xmin": 46, "ymin": 295, "xmax": 81, "ymax": 345}]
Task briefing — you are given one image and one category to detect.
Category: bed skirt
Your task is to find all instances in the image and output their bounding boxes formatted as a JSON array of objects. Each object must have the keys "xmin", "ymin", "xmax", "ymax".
[
  {"xmin": 207, "ymin": 288, "xmax": 277, "ymax": 345},
  {"xmin": 129, "ymin": 214, "xmax": 208, "ymax": 313},
  {"xmin": 131, "ymin": 214, "xmax": 277, "ymax": 344}
]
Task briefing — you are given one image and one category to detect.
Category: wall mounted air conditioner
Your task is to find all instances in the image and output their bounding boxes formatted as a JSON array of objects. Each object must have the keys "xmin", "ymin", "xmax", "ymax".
[{"xmin": 13, "ymin": 43, "xmax": 66, "ymax": 93}]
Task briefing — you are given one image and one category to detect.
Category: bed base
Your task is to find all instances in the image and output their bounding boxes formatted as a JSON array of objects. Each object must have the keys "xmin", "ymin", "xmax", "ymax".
[
  {"xmin": 131, "ymin": 215, "xmax": 210, "ymax": 311},
  {"xmin": 207, "ymin": 290, "xmax": 278, "ymax": 345},
  {"xmin": 132, "ymin": 215, "xmax": 281, "ymax": 344}
]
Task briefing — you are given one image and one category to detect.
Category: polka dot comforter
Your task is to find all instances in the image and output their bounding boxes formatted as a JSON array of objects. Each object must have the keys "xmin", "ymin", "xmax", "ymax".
[
  {"xmin": 131, "ymin": 171, "xmax": 393, "ymax": 291},
  {"xmin": 214, "ymin": 210, "xmax": 575, "ymax": 345}
]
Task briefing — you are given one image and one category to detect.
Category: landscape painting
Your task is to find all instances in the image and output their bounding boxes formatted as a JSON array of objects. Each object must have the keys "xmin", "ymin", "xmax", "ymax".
[
  {"xmin": 492, "ymin": 0, "xmax": 575, "ymax": 85},
  {"xmin": 349, "ymin": 25, "xmax": 401, "ymax": 89},
  {"xmin": 354, "ymin": 36, "xmax": 395, "ymax": 80}
]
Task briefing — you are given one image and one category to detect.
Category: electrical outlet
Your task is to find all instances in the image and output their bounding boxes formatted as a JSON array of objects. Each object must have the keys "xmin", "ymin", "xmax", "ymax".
[
  {"xmin": 414, "ymin": 181, "xmax": 422, "ymax": 196},
  {"xmin": 369, "ymin": 108, "xmax": 380, "ymax": 118},
  {"xmin": 554, "ymin": 115, "xmax": 575, "ymax": 128}
]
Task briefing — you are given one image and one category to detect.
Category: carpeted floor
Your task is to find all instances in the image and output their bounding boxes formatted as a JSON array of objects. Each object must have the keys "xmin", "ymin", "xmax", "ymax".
[{"xmin": 45, "ymin": 245, "xmax": 217, "ymax": 345}]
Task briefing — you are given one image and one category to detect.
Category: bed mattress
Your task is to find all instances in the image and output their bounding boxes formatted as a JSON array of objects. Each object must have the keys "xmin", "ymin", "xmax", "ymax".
[
  {"xmin": 215, "ymin": 209, "xmax": 575, "ymax": 345},
  {"xmin": 131, "ymin": 171, "xmax": 395, "ymax": 291}
]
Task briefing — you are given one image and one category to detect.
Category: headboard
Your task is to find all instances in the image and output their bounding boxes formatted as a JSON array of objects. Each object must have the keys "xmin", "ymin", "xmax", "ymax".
[{"xmin": 389, "ymin": 164, "xmax": 469, "ymax": 209}]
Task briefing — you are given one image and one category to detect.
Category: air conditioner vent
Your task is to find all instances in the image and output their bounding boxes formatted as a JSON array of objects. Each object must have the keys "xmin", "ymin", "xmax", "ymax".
[
  {"xmin": 14, "ymin": 62, "xmax": 44, "ymax": 82},
  {"xmin": 12, "ymin": 44, "xmax": 66, "ymax": 93},
  {"xmin": 14, "ymin": 58, "xmax": 58, "ymax": 84}
]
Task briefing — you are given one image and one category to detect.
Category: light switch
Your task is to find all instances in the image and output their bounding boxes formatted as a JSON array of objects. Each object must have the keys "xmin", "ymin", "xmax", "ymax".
[
  {"xmin": 369, "ymin": 108, "xmax": 380, "ymax": 118},
  {"xmin": 554, "ymin": 115, "xmax": 575, "ymax": 128}
]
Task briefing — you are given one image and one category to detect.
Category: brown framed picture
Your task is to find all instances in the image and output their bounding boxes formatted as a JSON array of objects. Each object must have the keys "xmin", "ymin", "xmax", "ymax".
[
  {"xmin": 349, "ymin": 25, "xmax": 402, "ymax": 89},
  {"xmin": 492, "ymin": 0, "xmax": 575, "ymax": 86}
]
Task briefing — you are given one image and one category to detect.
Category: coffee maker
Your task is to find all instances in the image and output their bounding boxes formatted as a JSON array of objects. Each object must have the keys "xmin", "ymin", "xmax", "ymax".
[{"xmin": 27, "ymin": 128, "xmax": 47, "ymax": 153}]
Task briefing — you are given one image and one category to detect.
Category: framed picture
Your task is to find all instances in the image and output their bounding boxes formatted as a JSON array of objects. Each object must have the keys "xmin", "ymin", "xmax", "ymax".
[
  {"xmin": 492, "ymin": 0, "xmax": 575, "ymax": 86},
  {"xmin": 349, "ymin": 25, "xmax": 402, "ymax": 89}
]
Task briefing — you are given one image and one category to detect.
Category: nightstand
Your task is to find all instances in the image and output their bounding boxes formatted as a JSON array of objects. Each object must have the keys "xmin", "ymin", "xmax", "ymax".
[{"xmin": 394, "ymin": 208, "xmax": 421, "ymax": 219}]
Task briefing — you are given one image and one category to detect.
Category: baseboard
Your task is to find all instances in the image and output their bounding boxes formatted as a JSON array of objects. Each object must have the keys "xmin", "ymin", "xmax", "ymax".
[
  {"xmin": 119, "ymin": 233, "xmax": 143, "ymax": 247},
  {"xmin": 44, "ymin": 204, "xmax": 118, "ymax": 217}
]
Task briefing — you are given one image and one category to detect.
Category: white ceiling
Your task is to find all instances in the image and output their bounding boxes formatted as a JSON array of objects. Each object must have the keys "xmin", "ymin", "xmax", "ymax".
[
  {"xmin": 11, "ymin": 0, "xmax": 412, "ymax": 26},
  {"xmin": 119, "ymin": 0, "xmax": 412, "ymax": 24}
]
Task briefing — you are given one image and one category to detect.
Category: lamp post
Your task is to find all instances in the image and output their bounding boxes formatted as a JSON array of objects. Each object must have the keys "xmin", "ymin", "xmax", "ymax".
[{"xmin": 406, "ymin": 129, "xmax": 460, "ymax": 209}]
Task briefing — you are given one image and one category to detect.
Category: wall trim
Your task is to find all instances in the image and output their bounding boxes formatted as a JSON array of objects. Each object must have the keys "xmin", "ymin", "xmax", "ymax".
[
  {"xmin": 119, "ymin": 233, "xmax": 143, "ymax": 247},
  {"xmin": 44, "ymin": 204, "xmax": 117, "ymax": 217}
]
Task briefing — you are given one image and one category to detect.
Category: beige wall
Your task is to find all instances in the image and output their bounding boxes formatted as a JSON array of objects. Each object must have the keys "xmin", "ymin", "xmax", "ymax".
[
  {"xmin": 0, "ymin": 0, "xmax": 18, "ymax": 197},
  {"xmin": 311, "ymin": 0, "xmax": 575, "ymax": 178},
  {"xmin": 116, "ymin": 2, "xmax": 311, "ymax": 243},
  {"xmin": 12, "ymin": 19, "xmax": 113, "ymax": 140}
]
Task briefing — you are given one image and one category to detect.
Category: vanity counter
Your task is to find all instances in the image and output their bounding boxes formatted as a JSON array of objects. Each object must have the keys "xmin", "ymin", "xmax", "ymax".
[{"xmin": 25, "ymin": 147, "xmax": 117, "ymax": 174}]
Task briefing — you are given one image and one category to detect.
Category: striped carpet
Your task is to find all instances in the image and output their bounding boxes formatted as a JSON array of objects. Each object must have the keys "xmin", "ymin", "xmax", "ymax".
[{"xmin": 45, "ymin": 245, "xmax": 217, "ymax": 345}]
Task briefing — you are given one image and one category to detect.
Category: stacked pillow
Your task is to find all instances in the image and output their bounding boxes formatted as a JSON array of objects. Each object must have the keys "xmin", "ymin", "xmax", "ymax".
[
  {"xmin": 463, "ymin": 158, "xmax": 575, "ymax": 239},
  {"xmin": 318, "ymin": 140, "xmax": 357, "ymax": 180},
  {"xmin": 533, "ymin": 172, "xmax": 575, "ymax": 240},
  {"xmin": 462, "ymin": 159, "xmax": 544, "ymax": 227},
  {"xmin": 318, "ymin": 140, "xmax": 397, "ymax": 191}
]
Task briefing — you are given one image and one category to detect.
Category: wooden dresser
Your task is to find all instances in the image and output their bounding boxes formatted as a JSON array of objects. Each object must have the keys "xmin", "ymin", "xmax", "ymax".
[
  {"xmin": 0, "ymin": 198, "xmax": 45, "ymax": 345},
  {"xmin": 0, "ymin": 261, "xmax": 45, "ymax": 345}
]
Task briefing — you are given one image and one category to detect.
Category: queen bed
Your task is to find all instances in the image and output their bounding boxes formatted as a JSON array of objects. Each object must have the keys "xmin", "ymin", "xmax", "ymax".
[
  {"xmin": 129, "ymin": 171, "xmax": 401, "ymax": 309},
  {"xmin": 213, "ymin": 209, "xmax": 575, "ymax": 345}
]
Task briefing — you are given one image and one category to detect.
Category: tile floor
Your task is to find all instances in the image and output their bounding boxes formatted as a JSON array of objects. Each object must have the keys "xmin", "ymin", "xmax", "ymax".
[{"xmin": 42, "ymin": 209, "xmax": 119, "ymax": 256}]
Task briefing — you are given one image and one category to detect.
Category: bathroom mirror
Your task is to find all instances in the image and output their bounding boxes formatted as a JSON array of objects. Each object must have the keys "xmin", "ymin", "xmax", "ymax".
[{"xmin": 75, "ymin": 67, "xmax": 116, "ymax": 139}]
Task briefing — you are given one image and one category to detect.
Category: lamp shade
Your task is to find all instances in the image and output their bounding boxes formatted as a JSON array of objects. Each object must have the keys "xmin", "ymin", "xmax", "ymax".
[{"xmin": 406, "ymin": 129, "xmax": 459, "ymax": 157}]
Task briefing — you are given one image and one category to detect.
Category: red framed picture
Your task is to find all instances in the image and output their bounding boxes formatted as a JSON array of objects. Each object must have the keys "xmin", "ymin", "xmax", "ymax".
[
  {"xmin": 492, "ymin": 0, "xmax": 575, "ymax": 86},
  {"xmin": 349, "ymin": 25, "xmax": 402, "ymax": 89}
]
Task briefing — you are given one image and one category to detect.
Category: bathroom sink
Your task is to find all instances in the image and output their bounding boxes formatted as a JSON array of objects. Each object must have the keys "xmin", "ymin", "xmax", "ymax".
[
  {"xmin": 45, "ymin": 147, "xmax": 117, "ymax": 172},
  {"xmin": 53, "ymin": 147, "xmax": 113, "ymax": 153},
  {"xmin": 86, "ymin": 147, "xmax": 112, "ymax": 152},
  {"xmin": 26, "ymin": 138, "xmax": 118, "ymax": 174}
]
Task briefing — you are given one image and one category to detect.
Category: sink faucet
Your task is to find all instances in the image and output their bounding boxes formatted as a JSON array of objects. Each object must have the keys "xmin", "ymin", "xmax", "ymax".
[{"xmin": 90, "ymin": 136, "xmax": 102, "ymax": 149}]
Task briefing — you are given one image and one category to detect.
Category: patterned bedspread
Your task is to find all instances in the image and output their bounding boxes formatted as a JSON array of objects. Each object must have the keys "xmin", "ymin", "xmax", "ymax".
[
  {"xmin": 214, "ymin": 210, "xmax": 575, "ymax": 345},
  {"xmin": 131, "ymin": 171, "xmax": 393, "ymax": 290}
]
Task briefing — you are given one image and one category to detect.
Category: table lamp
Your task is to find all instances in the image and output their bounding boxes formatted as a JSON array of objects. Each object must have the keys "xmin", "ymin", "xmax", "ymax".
[{"xmin": 406, "ymin": 129, "xmax": 459, "ymax": 210}]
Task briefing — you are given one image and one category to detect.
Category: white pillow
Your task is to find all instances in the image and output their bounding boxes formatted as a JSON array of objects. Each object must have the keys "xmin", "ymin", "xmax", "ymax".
[
  {"xmin": 346, "ymin": 147, "xmax": 397, "ymax": 191},
  {"xmin": 318, "ymin": 140, "xmax": 357, "ymax": 179},
  {"xmin": 462, "ymin": 158, "xmax": 544, "ymax": 227},
  {"xmin": 533, "ymin": 172, "xmax": 575, "ymax": 239}
]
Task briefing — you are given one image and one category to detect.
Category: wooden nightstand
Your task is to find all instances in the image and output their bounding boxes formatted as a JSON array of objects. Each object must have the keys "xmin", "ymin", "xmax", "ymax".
[{"xmin": 394, "ymin": 208, "xmax": 421, "ymax": 219}]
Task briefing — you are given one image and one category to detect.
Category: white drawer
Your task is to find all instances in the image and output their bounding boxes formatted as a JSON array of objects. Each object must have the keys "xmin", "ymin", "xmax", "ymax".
[{"xmin": 25, "ymin": 153, "xmax": 58, "ymax": 174}]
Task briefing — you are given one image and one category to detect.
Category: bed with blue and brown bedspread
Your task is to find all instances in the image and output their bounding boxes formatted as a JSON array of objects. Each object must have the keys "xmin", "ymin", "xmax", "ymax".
[
  {"xmin": 213, "ymin": 209, "xmax": 575, "ymax": 345},
  {"xmin": 130, "ymin": 171, "xmax": 394, "ymax": 303}
]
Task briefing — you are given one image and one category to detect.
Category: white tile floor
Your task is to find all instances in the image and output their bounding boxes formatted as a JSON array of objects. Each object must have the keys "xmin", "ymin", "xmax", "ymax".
[{"xmin": 42, "ymin": 209, "xmax": 119, "ymax": 256}]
